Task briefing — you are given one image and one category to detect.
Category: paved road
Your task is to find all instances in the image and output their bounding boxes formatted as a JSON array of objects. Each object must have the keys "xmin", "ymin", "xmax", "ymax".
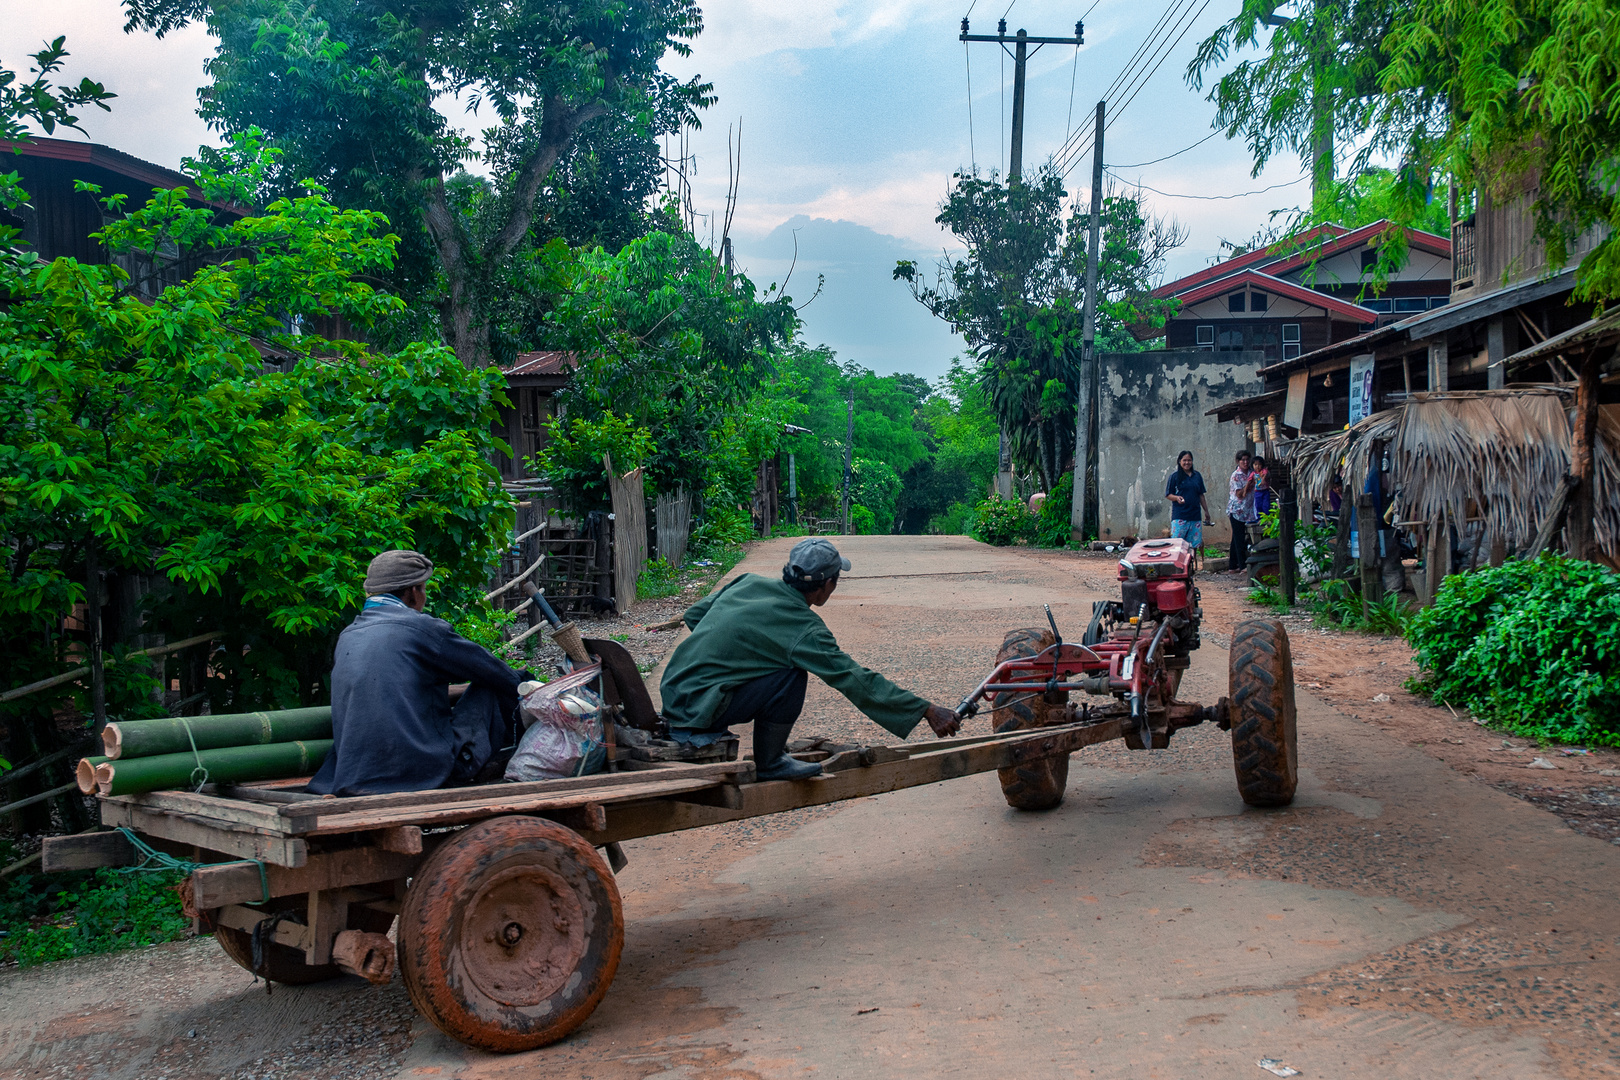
[
  {"xmin": 5, "ymin": 535, "xmax": 1616, "ymax": 1079},
  {"xmin": 407, "ymin": 535, "xmax": 1620, "ymax": 1079}
]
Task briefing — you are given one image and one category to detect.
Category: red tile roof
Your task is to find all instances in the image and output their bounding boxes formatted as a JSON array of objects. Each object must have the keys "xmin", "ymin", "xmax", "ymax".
[
  {"xmin": 1174, "ymin": 268, "xmax": 1379, "ymax": 323},
  {"xmin": 1150, "ymin": 223, "xmax": 1349, "ymax": 299},
  {"xmin": 1259, "ymin": 220, "xmax": 1451, "ymax": 278}
]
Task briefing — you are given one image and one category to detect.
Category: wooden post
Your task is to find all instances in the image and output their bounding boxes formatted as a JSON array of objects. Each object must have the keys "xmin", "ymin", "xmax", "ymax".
[
  {"xmin": 1427, "ymin": 338, "xmax": 1449, "ymax": 392},
  {"xmin": 86, "ymin": 536, "xmax": 106, "ymax": 736},
  {"xmin": 1567, "ymin": 349, "xmax": 1602, "ymax": 561},
  {"xmin": 1486, "ymin": 316, "xmax": 1507, "ymax": 391},
  {"xmin": 1330, "ymin": 494, "xmax": 1354, "ymax": 580},
  {"xmin": 1356, "ymin": 493, "xmax": 1383, "ymax": 612},
  {"xmin": 1278, "ymin": 485, "xmax": 1298, "ymax": 606},
  {"xmin": 1424, "ymin": 511, "xmax": 1452, "ymax": 607}
]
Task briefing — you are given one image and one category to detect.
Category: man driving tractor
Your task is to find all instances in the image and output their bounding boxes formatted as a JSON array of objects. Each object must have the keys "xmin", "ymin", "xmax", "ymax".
[{"xmin": 659, "ymin": 538, "xmax": 963, "ymax": 780}]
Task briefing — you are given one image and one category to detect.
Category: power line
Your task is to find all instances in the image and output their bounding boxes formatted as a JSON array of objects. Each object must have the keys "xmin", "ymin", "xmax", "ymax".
[
  {"xmin": 1107, "ymin": 170, "xmax": 1305, "ymax": 200},
  {"xmin": 1050, "ymin": 0, "xmax": 1192, "ymax": 174},
  {"xmin": 1109, "ymin": 0, "xmax": 1214, "ymax": 130},
  {"xmin": 1055, "ymin": 0, "xmax": 1213, "ymax": 179},
  {"xmin": 1064, "ymin": 42, "xmax": 1080, "ymax": 144},
  {"xmin": 1108, "ymin": 129, "xmax": 1221, "ymax": 168}
]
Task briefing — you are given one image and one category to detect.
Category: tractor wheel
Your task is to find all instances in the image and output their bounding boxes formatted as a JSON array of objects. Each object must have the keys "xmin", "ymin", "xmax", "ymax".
[
  {"xmin": 1228, "ymin": 618, "xmax": 1298, "ymax": 807},
  {"xmin": 992, "ymin": 627, "xmax": 1069, "ymax": 812},
  {"xmin": 213, "ymin": 899, "xmax": 396, "ymax": 985},
  {"xmin": 398, "ymin": 816, "xmax": 624, "ymax": 1052}
]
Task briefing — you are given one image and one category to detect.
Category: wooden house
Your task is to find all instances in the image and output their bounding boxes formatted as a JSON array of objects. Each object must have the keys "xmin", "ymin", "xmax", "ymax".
[
  {"xmin": 1154, "ymin": 221, "xmax": 1453, "ymax": 365},
  {"xmin": 497, "ymin": 351, "xmax": 575, "ymax": 481}
]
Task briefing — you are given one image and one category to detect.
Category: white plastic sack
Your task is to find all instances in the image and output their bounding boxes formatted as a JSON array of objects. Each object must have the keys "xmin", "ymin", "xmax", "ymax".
[{"xmin": 505, "ymin": 664, "xmax": 608, "ymax": 781}]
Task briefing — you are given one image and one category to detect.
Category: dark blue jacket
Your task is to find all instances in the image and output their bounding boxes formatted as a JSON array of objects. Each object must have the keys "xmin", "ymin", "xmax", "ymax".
[{"xmin": 308, "ymin": 605, "xmax": 523, "ymax": 796}]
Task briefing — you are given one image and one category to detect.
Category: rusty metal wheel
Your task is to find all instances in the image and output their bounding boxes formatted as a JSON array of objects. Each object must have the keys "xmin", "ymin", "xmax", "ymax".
[
  {"xmin": 398, "ymin": 816, "xmax": 624, "ymax": 1052},
  {"xmin": 992, "ymin": 627, "xmax": 1069, "ymax": 812},
  {"xmin": 212, "ymin": 900, "xmax": 395, "ymax": 985},
  {"xmin": 1229, "ymin": 618, "xmax": 1298, "ymax": 807}
]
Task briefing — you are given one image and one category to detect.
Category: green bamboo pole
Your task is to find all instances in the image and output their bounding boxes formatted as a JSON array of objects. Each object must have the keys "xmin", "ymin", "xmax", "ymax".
[
  {"xmin": 76, "ymin": 756, "xmax": 109, "ymax": 794},
  {"xmin": 96, "ymin": 740, "xmax": 332, "ymax": 796},
  {"xmin": 102, "ymin": 707, "xmax": 331, "ymax": 760}
]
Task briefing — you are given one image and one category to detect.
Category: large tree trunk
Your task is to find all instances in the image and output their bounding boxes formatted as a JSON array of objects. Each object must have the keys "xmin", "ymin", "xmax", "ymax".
[
  {"xmin": 1567, "ymin": 348, "xmax": 1603, "ymax": 560},
  {"xmin": 416, "ymin": 94, "xmax": 610, "ymax": 369}
]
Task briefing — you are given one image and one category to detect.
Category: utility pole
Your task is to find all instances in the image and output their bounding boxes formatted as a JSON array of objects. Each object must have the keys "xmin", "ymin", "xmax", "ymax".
[
  {"xmin": 843, "ymin": 384, "xmax": 854, "ymax": 534},
  {"xmin": 962, "ymin": 17, "xmax": 1085, "ymax": 500},
  {"xmin": 1071, "ymin": 100, "xmax": 1104, "ymax": 544},
  {"xmin": 1263, "ymin": 8, "xmax": 1332, "ymax": 211}
]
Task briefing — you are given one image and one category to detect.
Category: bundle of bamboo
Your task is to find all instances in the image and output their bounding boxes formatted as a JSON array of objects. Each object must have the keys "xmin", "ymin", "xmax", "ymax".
[{"xmin": 76, "ymin": 707, "xmax": 336, "ymax": 796}]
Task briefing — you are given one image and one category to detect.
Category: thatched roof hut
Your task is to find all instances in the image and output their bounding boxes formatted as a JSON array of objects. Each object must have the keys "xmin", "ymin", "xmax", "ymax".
[{"xmin": 1286, "ymin": 388, "xmax": 1620, "ymax": 566}]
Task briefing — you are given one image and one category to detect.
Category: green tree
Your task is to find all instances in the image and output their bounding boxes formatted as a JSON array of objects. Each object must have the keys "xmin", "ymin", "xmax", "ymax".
[
  {"xmin": 534, "ymin": 222, "xmax": 798, "ymax": 515},
  {"xmin": 895, "ymin": 170, "xmax": 1182, "ymax": 491},
  {"xmin": 0, "ymin": 134, "xmax": 513, "ymax": 751},
  {"xmin": 896, "ymin": 357, "xmax": 999, "ymax": 533},
  {"xmin": 124, "ymin": 0, "xmax": 714, "ymax": 366},
  {"xmin": 1189, "ymin": 0, "xmax": 1620, "ymax": 303}
]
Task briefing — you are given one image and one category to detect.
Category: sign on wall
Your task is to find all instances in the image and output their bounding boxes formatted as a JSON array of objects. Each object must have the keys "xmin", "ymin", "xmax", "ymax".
[{"xmin": 1348, "ymin": 354, "xmax": 1375, "ymax": 426}]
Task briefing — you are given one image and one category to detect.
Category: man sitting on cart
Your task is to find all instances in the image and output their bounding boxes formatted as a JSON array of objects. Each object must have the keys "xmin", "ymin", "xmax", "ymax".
[
  {"xmin": 658, "ymin": 538, "xmax": 962, "ymax": 781},
  {"xmin": 309, "ymin": 549, "xmax": 528, "ymax": 797}
]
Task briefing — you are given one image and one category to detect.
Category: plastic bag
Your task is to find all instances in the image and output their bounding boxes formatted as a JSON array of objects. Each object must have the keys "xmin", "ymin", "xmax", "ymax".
[{"xmin": 505, "ymin": 664, "xmax": 608, "ymax": 781}]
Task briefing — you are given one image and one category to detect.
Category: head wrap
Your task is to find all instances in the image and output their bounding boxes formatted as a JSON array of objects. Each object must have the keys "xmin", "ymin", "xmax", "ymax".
[{"xmin": 364, "ymin": 549, "xmax": 434, "ymax": 594}]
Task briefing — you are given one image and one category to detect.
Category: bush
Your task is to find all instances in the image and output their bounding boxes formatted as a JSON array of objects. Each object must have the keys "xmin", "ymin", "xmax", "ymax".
[
  {"xmin": 0, "ymin": 867, "xmax": 191, "ymax": 967},
  {"xmin": 850, "ymin": 505, "xmax": 878, "ymax": 535},
  {"xmin": 1248, "ymin": 583, "xmax": 1290, "ymax": 611},
  {"xmin": 637, "ymin": 558, "xmax": 683, "ymax": 600},
  {"xmin": 1405, "ymin": 554, "xmax": 1620, "ymax": 745},
  {"xmin": 690, "ymin": 505, "xmax": 754, "ymax": 553},
  {"xmin": 971, "ymin": 497, "xmax": 1034, "ymax": 546},
  {"xmin": 1034, "ymin": 472, "xmax": 1074, "ymax": 548},
  {"xmin": 929, "ymin": 499, "xmax": 978, "ymax": 535}
]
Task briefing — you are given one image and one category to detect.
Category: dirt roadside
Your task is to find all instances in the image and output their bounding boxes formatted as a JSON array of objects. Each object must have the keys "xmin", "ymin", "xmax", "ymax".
[{"xmin": 1015, "ymin": 545, "xmax": 1620, "ymax": 845}]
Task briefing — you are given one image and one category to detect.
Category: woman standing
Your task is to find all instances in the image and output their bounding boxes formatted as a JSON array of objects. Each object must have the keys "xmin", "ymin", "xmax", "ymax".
[{"xmin": 1164, "ymin": 450, "xmax": 1212, "ymax": 549}]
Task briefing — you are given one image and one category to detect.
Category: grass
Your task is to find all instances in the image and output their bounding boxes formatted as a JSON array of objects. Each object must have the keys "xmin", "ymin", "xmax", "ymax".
[
  {"xmin": 0, "ymin": 848, "xmax": 191, "ymax": 967},
  {"xmin": 1246, "ymin": 583, "xmax": 1291, "ymax": 612}
]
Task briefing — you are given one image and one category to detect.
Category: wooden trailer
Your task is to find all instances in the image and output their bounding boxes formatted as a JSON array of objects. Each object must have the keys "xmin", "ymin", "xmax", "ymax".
[{"xmin": 43, "ymin": 718, "xmax": 1130, "ymax": 1051}]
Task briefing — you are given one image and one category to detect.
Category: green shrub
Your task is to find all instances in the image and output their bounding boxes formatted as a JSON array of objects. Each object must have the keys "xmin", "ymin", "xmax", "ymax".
[
  {"xmin": 1034, "ymin": 472, "xmax": 1074, "ymax": 548},
  {"xmin": 0, "ymin": 867, "xmax": 191, "ymax": 967},
  {"xmin": 1247, "ymin": 583, "xmax": 1290, "ymax": 611},
  {"xmin": 850, "ymin": 505, "xmax": 878, "ymax": 535},
  {"xmin": 691, "ymin": 505, "xmax": 754, "ymax": 552},
  {"xmin": 449, "ymin": 603, "xmax": 524, "ymax": 667},
  {"xmin": 1360, "ymin": 593, "xmax": 1413, "ymax": 637},
  {"xmin": 929, "ymin": 499, "xmax": 978, "ymax": 535},
  {"xmin": 1405, "ymin": 554, "xmax": 1620, "ymax": 745},
  {"xmin": 637, "ymin": 557, "xmax": 683, "ymax": 600},
  {"xmin": 970, "ymin": 497, "xmax": 1034, "ymax": 546}
]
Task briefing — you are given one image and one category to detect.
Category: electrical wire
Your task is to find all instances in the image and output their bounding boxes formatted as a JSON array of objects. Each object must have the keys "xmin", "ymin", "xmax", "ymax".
[
  {"xmin": 1108, "ymin": 0, "xmax": 1214, "ymax": 131},
  {"xmin": 1055, "ymin": 0, "xmax": 1214, "ymax": 179},
  {"xmin": 1050, "ymin": 0, "xmax": 1192, "ymax": 174},
  {"xmin": 1106, "ymin": 171, "xmax": 1305, "ymax": 200},
  {"xmin": 1064, "ymin": 42, "xmax": 1081, "ymax": 146},
  {"xmin": 1108, "ymin": 130, "xmax": 1220, "ymax": 168}
]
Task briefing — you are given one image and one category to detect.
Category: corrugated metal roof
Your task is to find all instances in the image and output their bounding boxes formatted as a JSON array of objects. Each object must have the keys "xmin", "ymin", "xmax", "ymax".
[{"xmin": 507, "ymin": 351, "xmax": 574, "ymax": 376}]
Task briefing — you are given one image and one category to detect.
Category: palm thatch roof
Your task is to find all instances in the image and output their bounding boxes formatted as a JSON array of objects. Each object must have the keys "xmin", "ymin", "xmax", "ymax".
[{"xmin": 1286, "ymin": 389, "xmax": 1620, "ymax": 562}]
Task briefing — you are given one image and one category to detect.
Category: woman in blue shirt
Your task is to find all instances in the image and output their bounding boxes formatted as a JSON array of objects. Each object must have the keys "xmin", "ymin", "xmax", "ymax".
[{"xmin": 1164, "ymin": 450, "xmax": 1212, "ymax": 548}]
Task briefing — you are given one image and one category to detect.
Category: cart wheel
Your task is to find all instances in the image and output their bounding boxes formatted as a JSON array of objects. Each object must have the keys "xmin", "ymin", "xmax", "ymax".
[
  {"xmin": 212, "ymin": 901, "xmax": 396, "ymax": 985},
  {"xmin": 398, "ymin": 815, "xmax": 624, "ymax": 1052},
  {"xmin": 1228, "ymin": 618, "xmax": 1298, "ymax": 807},
  {"xmin": 992, "ymin": 627, "xmax": 1069, "ymax": 812}
]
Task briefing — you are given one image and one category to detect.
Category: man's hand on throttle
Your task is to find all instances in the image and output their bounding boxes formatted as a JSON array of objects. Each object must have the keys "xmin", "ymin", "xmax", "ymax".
[{"xmin": 924, "ymin": 703, "xmax": 962, "ymax": 738}]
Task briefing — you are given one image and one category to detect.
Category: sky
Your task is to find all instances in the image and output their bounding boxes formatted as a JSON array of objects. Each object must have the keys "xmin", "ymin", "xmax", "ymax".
[{"xmin": 2, "ymin": 0, "xmax": 1313, "ymax": 383}]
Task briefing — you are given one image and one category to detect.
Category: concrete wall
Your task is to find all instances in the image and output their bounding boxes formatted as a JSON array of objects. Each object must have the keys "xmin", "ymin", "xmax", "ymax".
[{"xmin": 1097, "ymin": 349, "xmax": 1265, "ymax": 543}]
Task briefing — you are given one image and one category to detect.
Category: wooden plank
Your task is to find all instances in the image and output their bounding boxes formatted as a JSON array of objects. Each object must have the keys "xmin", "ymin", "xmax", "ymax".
[
  {"xmin": 42, "ymin": 830, "xmax": 135, "ymax": 872},
  {"xmin": 575, "ymin": 720, "xmax": 1125, "ymax": 846},
  {"xmin": 99, "ymin": 801, "xmax": 309, "ymax": 868},
  {"xmin": 278, "ymin": 760, "xmax": 752, "ymax": 824},
  {"xmin": 190, "ymin": 846, "xmax": 422, "ymax": 909},
  {"xmin": 298, "ymin": 777, "xmax": 723, "ymax": 835},
  {"xmin": 368, "ymin": 826, "xmax": 423, "ymax": 855},
  {"xmin": 115, "ymin": 790, "xmax": 289, "ymax": 831},
  {"xmin": 213, "ymin": 904, "xmax": 312, "ymax": 951},
  {"xmin": 305, "ymin": 889, "xmax": 346, "ymax": 964}
]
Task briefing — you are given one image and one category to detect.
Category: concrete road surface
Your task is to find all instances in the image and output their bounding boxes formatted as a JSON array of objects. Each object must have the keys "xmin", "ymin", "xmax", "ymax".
[{"xmin": 4, "ymin": 535, "xmax": 1616, "ymax": 1080}]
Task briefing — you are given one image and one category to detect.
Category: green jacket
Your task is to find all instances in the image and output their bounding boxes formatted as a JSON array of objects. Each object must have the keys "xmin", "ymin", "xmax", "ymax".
[{"xmin": 659, "ymin": 573, "xmax": 930, "ymax": 738}]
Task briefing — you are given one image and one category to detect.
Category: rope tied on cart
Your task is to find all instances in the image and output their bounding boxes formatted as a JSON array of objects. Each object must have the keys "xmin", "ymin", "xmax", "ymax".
[
  {"xmin": 112, "ymin": 826, "xmax": 271, "ymax": 904},
  {"xmin": 178, "ymin": 716, "xmax": 209, "ymax": 791}
]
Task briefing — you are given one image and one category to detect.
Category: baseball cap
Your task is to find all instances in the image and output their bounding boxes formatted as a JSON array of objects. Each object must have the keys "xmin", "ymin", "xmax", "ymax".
[{"xmin": 783, "ymin": 538, "xmax": 851, "ymax": 585}]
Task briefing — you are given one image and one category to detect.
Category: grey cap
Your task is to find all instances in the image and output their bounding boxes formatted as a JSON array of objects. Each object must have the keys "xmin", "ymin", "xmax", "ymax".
[
  {"xmin": 364, "ymin": 549, "xmax": 434, "ymax": 594},
  {"xmin": 784, "ymin": 538, "xmax": 851, "ymax": 585}
]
